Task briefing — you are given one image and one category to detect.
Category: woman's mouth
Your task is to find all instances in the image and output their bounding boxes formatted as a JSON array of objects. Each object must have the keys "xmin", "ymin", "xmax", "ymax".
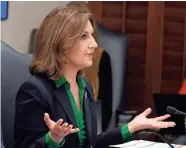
[{"xmin": 87, "ymin": 53, "xmax": 93, "ymax": 58}]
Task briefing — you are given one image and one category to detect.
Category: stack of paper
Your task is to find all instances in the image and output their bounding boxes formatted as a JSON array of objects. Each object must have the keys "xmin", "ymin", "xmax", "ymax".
[{"xmin": 109, "ymin": 140, "xmax": 186, "ymax": 148}]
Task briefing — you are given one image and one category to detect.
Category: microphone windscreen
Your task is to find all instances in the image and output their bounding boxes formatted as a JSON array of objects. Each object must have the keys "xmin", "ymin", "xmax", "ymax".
[{"xmin": 166, "ymin": 106, "xmax": 177, "ymax": 114}]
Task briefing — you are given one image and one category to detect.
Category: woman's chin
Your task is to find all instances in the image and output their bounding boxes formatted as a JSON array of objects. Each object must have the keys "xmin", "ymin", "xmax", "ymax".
[{"xmin": 84, "ymin": 61, "xmax": 93, "ymax": 68}]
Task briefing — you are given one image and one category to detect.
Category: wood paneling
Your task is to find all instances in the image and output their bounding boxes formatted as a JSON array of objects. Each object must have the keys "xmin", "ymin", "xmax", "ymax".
[
  {"xmin": 89, "ymin": 1, "xmax": 186, "ymax": 115},
  {"xmin": 145, "ymin": 2, "xmax": 164, "ymax": 116},
  {"xmin": 164, "ymin": 7, "xmax": 185, "ymax": 23},
  {"xmin": 125, "ymin": 2, "xmax": 148, "ymax": 112},
  {"xmin": 89, "ymin": 2, "xmax": 103, "ymax": 24},
  {"xmin": 121, "ymin": 2, "xmax": 126, "ymax": 33},
  {"xmin": 102, "ymin": 2, "xmax": 123, "ymax": 18},
  {"xmin": 161, "ymin": 2, "xmax": 186, "ymax": 93}
]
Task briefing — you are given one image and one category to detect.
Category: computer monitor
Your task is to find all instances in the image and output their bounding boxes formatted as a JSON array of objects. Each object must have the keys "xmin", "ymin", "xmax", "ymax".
[{"xmin": 153, "ymin": 94, "xmax": 186, "ymax": 135}]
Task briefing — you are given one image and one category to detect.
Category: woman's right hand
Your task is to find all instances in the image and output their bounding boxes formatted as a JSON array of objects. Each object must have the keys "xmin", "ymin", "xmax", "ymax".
[{"xmin": 44, "ymin": 113, "xmax": 79, "ymax": 144}]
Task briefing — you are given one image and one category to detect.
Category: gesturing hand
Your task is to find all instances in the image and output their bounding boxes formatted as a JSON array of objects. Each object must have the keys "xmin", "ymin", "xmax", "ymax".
[
  {"xmin": 44, "ymin": 113, "xmax": 79, "ymax": 144},
  {"xmin": 128, "ymin": 108, "xmax": 176, "ymax": 133}
]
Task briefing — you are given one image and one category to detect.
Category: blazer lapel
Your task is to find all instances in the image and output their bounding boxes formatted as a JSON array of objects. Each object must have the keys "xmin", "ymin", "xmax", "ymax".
[
  {"xmin": 53, "ymin": 86, "xmax": 77, "ymax": 128},
  {"xmin": 53, "ymin": 80, "xmax": 95, "ymax": 143}
]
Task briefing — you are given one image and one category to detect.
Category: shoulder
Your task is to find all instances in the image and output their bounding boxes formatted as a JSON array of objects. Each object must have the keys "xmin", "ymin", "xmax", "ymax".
[
  {"xmin": 17, "ymin": 74, "xmax": 54, "ymax": 99},
  {"xmin": 16, "ymin": 75, "xmax": 53, "ymax": 107},
  {"xmin": 19, "ymin": 75, "xmax": 50, "ymax": 91}
]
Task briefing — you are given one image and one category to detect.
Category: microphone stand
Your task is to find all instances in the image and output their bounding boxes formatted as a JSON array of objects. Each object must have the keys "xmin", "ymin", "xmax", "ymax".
[
  {"xmin": 147, "ymin": 131, "xmax": 174, "ymax": 148},
  {"xmin": 139, "ymin": 131, "xmax": 174, "ymax": 148}
]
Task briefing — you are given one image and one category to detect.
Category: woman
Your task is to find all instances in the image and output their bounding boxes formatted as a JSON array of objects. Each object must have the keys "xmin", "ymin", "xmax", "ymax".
[{"xmin": 14, "ymin": 6, "xmax": 176, "ymax": 148}]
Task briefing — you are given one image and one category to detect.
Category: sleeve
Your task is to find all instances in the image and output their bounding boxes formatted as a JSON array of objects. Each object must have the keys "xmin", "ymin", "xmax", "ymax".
[
  {"xmin": 14, "ymin": 81, "xmax": 49, "ymax": 148},
  {"xmin": 45, "ymin": 132, "xmax": 65, "ymax": 148},
  {"xmin": 84, "ymin": 76, "xmax": 134, "ymax": 147},
  {"xmin": 121, "ymin": 124, "xmax": 134, "ymax": 142},
  {"xmin": 94, "ymin": 124, "xmax": 134, "ymax": 147}
]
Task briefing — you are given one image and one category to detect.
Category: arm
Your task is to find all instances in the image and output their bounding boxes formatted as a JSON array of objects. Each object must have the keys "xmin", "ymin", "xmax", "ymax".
[
  {"xmin": 14, "ymin": 81, "xmax": 49, "ymax": 148},
  {"xmin": 14, "ymin": 80, "xmax": 79, "ymax": 148},
  {"xmin": 14, "ymin": 81, "xmax": 64, "ymax": 148},
  {"xmin": 84, "ymin": 77, "xmax": 134, "ymax": 147},
  {"xmin": 94, "ymin": 125, "xmax": 134, "ymax": 148},
  {"xmin": 94, "ymin": 108, "xmax": 176, "ymax": 148},
  {"xmin": 86, "ymin": 75, "xmax": 175, "ymax": 147}
]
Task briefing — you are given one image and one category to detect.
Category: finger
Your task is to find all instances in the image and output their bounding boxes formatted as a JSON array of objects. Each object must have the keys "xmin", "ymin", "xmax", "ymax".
[
  {"xmin": 63, "ymin": 124, "xmax": 73, "ymax": 134},
  {"xmin": 69, "ymin": 128, "xmax": 79, "ymax": 134},
  {"xmin": 141, "ymin": 108, "xmax": 152, "ymax": 117},
  {"xmin": 53, "ymin": 119, "xmax": 63, "ymax": 132},
  {"xmin": 44, "ymin": 113, "xmax": 50, "ymax": 124},
  {"xmin": 155, "ymin": 114, "xmax": 170, "ymax": 121},
  {"xmin": 163, "ymin": 122, "xmax": 176, "ymax": 127},
  {"xmin": 157, "ymin": 122, "xmax": 176, "ymax": 128},
  {"xmin": 44, "ymin": 113, "xmax": 55, "ymax": 129},
  {"xmin": 59, "ymin": 122, "xmax": 69, "ymax": 132}
]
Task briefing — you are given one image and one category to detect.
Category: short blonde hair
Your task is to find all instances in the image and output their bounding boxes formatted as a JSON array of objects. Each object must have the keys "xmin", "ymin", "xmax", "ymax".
[{"xmin": 29, "ymin": 6, "xmax": 96, "ymax": 80}]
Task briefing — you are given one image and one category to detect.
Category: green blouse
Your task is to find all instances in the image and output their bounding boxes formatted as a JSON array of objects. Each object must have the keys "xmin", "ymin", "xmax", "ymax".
[{"xmin": 44, "ymin": 76, "xmax": 133, "ymax": 148}]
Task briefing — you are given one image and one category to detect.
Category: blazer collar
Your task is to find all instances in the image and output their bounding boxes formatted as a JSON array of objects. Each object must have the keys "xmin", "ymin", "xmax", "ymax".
[{"xmin": 55, "ymin": 75, "xmax": 86, "ymax": 89}]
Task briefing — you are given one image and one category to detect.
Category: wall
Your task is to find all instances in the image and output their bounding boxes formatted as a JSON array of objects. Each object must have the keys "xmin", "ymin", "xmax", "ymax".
[
  {"xmin": 89, "ymin": 1, "xmax": 186, "ymax": 115},
  {"xmin": 1, "ymin": 1, "xmax": 69, "ymax": 53}
]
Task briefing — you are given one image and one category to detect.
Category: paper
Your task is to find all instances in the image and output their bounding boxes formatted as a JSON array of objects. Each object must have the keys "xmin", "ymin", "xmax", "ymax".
[{"xmin": 109, "ymin": 140, "xmax": 186, "ymax": 148}]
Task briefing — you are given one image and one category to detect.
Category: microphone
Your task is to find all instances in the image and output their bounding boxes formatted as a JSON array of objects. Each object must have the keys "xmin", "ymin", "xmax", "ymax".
[
  {"xmin": 166, "ymin": 106, "xmax": 186, "ymax": 116},
  {"xmin": 138, "ymin": 131, "xmax": 174, "ymax": 148}
]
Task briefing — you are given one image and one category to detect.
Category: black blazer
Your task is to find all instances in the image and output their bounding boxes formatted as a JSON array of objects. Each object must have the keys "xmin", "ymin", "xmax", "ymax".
[{"xmin": 14, "ymin": 74, "xmax": 125, "ymax": 148}]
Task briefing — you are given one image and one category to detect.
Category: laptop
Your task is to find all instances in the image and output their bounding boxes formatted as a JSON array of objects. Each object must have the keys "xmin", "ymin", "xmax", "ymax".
[{"xmin": 153, "ymin": 94, "xmax": 186, "ymax": 135}]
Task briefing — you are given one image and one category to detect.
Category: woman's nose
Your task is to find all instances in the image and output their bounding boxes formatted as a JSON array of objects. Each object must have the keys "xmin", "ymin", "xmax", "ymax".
[{"xmin": 91, "ymin": 38, "xmax": 98, "ymax": 49}]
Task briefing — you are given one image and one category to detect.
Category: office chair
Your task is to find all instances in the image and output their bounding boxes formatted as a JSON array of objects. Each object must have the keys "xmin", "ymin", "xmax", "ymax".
[{"xmin": 1, "ymin": 41, "xmax": 32, "ymax": 148}]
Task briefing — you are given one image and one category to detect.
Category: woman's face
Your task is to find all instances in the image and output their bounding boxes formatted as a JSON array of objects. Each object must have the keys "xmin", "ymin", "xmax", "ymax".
[{"xmin": 65, "ymin": 20, "xmax": 98, "ymax": 70}]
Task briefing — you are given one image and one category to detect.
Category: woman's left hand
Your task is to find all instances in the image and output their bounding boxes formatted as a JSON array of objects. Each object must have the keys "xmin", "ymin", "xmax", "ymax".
[{"xmin": 128, "ymin": 108, "xmax": 176, "ymax": 134}]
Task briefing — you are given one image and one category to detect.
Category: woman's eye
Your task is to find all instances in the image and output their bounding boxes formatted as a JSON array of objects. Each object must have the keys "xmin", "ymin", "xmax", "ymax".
[{"xmin": 81, "ymin": 34, "xmax": 88, "ymax": 39}]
